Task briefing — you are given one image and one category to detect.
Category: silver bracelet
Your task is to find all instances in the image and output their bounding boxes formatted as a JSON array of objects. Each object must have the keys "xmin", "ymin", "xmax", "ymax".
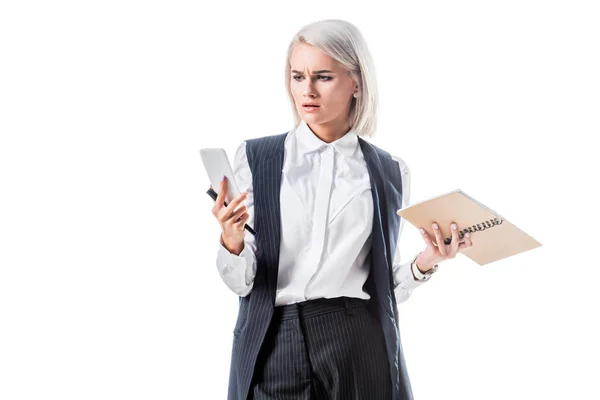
[{"xmin": 411, "ymin": 252, "xmax": 438, "ymax": 281}]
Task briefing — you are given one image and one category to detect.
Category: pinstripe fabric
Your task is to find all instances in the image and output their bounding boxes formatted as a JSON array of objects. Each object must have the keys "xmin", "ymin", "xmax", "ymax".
[
  {"xmin": 227, "ymin": 134, "xmax": 285, "ymax": 400},
  {"xmin": 227, "ymin": 132, "xmax": 412, "ymax": 400},
  {"xmin": 252, "ymin": 297, "xmax": 391, "ymax": 399},
  {"xmin": 358, "ymin": 138, "xmax": 413, "ymax": 400}
]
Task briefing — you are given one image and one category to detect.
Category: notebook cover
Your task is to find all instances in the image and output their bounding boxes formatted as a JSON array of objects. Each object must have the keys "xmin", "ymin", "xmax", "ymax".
[{"xmin": 396, "ymin": 189, "xmax": 542, "ymax": 266}]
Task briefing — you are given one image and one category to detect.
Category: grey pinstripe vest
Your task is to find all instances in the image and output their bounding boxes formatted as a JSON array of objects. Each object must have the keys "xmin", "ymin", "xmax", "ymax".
[{"xmin": 227, "ymin": 132, "xmax": 413, "ymax": 400}]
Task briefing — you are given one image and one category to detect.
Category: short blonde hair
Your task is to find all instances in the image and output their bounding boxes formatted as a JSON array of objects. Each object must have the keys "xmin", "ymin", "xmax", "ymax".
[{"xmin": 284, "ymin": 19, "xmax": 378, "ymax": 138}]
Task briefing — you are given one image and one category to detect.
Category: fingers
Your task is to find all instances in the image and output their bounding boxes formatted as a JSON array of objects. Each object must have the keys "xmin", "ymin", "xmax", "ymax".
[
  {"xmin": 233, "ymin": 212, "xmax": 250, "ymax": 227},
  {"xmin": 458, "ymin": 232, "xmax": 473, "ymax": 251},
  {"xmin": 432, "ymin": 222, "xmax": 447, "ymax": 256},
  {"xmin": 223, "ymin": 191, "xmax": 248, "ymax": 214},
  {"xmin": 214, "ymin": 176, "xmax": 228, "ymax": 209},
  {"xmin": 213, "ymin": 177, "xmax": 249, "ymax": 220},
  {"xmin": 219, "ymin": 203, "xmax": 247, "ymax": 224},
  {"xmin": 419, "ymin": 227, "xmax": 436, "ymax": 249},
  {"xmin": 448, "ymin": 222, "xmax": 460, "ymax": 258}
]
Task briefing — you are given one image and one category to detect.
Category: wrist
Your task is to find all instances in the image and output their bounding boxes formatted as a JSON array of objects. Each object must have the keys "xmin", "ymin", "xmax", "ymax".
[
  {"xmin": 415, "ymin": 253, "xmax": 435, "ymax": 272},
  {"xmin": 221, "ymin": 234, "xmax": 243, "ymax": 256},
  {"xmin": 411, "ymin": 252, "xmax": 439, "ymax": 282}
]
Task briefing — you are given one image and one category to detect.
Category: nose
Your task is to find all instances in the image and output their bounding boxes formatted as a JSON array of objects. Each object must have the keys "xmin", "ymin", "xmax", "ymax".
[{"xmin": 302, "ymin": 80, "xmax": 317, "ymax": 98}]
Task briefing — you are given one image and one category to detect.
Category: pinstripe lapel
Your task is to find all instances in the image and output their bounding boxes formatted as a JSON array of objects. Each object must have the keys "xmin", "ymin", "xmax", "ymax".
[
  {"xmin": 252, "ymin": 134, "xmax": 287, "ymax": 303},
  {"xmin": 359, "ymin": 137, "xmax": 405, "ymax": 399},
  {"xmin": 358, "ymin": 138, "xmax": 392, "ymax": 280}
]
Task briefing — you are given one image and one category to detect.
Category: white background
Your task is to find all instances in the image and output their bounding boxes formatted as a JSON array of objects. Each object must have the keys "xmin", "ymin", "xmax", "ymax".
[{"xmin": 1, "ymin": 1, "xmax": 598, "ymax": 399}]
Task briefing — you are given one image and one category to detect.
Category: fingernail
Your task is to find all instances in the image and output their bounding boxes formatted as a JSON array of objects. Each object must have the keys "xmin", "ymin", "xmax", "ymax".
[
  {"xmin": 433, "ymin": 223, "xmax": 438, "ymax": 230},
  {"xmin": 465, "ymin": 232, "xmax": 470, "ymax": 238},
  {"xmin": 420, "ymin": 228, "xmax": 425, "ymax": 234},
  {"xmin": 221, "ymin": 175, "xmax": 225, "ymax": 181},
  {"xmin": 451, "ymin": 223, "xmax": 457, "ymax": 230}
]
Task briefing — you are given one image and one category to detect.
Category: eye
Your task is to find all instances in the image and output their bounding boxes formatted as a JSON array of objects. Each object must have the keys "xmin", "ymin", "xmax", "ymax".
[{"xmin": 292, "ymin": 75, "xmax": 332, "ymax": 81}]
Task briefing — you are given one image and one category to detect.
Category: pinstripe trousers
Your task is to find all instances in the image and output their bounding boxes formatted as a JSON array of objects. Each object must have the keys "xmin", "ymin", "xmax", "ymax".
[{"xmin": 249, "ymin": 297, "xmax": 392, "ymax": 399}]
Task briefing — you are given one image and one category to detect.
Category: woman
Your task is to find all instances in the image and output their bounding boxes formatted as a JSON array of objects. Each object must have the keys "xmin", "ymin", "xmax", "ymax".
[{"xmin": 211, "ymin": 19, "xmax": 473, "ymax": 400}]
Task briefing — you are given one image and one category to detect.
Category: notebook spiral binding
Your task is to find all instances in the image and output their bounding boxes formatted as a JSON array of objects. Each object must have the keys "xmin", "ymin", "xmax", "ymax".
[{"xmin": 443, "ymin": 217, "xmax": 505, "ymax": 245}]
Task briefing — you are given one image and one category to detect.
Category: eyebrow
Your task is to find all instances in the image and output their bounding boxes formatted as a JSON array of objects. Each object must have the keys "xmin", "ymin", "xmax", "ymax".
[{"xmin": 291, "ymin": 69, "xmax": 334, "ymax": 74}]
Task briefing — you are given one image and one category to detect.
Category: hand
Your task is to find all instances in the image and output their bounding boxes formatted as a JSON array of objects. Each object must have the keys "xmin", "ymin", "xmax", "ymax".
[
  {"xmin": 211, "ymin": 176, "xmax": 249, "ymax": 255},
  {"xmin": 415, "ymin": 221, "xmax": 474, "ymax": 272}
]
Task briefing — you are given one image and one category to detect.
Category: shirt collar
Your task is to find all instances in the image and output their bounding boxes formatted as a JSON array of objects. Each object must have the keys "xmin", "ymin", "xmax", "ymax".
[{"xmin": 294, "ymin": 119, "xmax": 358, "ymax": 158}]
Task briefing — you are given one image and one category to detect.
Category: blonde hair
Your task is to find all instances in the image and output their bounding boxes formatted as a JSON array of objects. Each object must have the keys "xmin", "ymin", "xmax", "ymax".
[{"xmin": 284, "ymin": 19, "xmax": 378, "ymax": 138}]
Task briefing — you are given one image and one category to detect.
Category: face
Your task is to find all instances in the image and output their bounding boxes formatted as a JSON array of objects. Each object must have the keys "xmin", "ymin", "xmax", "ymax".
[{"xmin": 289, "ymin": 43, "xmax": 357, "ymax": 134}]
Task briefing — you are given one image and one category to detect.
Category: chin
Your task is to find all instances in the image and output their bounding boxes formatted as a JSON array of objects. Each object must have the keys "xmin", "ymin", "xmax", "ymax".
[{"xmin": 302, "ymin": 113, "xmax": 327, "ymax": 122}]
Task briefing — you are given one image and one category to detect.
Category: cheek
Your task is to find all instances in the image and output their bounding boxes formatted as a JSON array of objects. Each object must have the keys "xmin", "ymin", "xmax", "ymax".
[
  {"xmin": 291, "ymin": 86, "xmax": 303, "ymax": 101},
  {"xmin": 325, "ymin": 83, "xmax": 351, "ymax": 104}
]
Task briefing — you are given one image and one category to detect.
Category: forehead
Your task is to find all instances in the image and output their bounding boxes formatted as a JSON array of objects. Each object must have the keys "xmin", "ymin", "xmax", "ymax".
[{"xmin": 290, "ymin": 43, "xmax": 340, "ymax": 72}]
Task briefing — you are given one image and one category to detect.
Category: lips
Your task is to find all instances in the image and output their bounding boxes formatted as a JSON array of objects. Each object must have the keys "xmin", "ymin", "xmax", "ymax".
[
  {"xmin": 302, "ymin": 103, "xmax": 320, "ymax": 107},
  {"xmin": 302, "ymin": 105, "xmax": 320, "ymax": 112}
]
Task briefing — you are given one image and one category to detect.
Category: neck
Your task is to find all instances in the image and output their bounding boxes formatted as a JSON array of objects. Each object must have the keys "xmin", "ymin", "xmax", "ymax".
[{"xmin": 306, "ymin": 120, "xmax": 351, "ymax": 143}]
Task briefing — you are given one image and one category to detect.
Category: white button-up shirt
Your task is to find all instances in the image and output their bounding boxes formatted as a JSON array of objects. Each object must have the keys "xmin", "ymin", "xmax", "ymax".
[{"xmin": 216, "ymin": 119, "xmax": 430, "ymax": 306}]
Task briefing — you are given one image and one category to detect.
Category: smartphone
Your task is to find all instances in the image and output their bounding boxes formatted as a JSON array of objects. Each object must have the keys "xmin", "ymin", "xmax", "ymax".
[{"xmin": 199, "ymin": 148, "xmax": 241, "ymax": 204}]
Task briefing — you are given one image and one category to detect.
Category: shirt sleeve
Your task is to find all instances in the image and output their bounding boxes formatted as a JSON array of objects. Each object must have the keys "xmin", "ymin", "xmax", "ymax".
[
  {"xmin": 389, "ymin": 155, "xmax": 430, "ymax": 304},
  {"xmin": 215, "ymin": 141, "xmax": 257, "ymax": 297}
]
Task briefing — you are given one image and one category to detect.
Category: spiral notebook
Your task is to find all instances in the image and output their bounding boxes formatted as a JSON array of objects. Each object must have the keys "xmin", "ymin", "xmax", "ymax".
[{"xmin": 396, "ymin": 189, "xmax": 542, "ymax": 266}]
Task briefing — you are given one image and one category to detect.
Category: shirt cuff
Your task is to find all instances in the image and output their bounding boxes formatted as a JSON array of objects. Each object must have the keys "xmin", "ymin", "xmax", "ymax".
[
  {"xmin": 394, "ymin": 260, "xmax": 428, "ymax": 292},
  {"xmin": 217, "ymin": 236, "xmax": 255, "ymax": 286}
]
